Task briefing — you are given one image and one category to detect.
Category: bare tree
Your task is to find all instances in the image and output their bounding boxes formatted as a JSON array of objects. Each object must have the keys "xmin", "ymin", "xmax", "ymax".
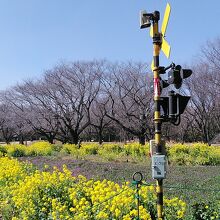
[
  {"xmin": 90, "ymin": 96, "xmax": 112, "ymax": 144},
  {"xmin": 1, "ymin": 52, "xmax": 218, "ymax": 145},
  {"xmin": 3, "ymin": 61, "xmax": 104, "ymax": 144},
  {"xmin": 0, "ymin": 92, "xmax": 34, "ymax": 144},
  {"xmin": 43, "ymin": 61, "xmax": 103, "ymax": 144},
  {"xmin": 2, "ymin": 81, "xmax": 59, "ymax": 144},
  {"xmin": 185, "ymin": 61, "xmax": 219, "ymax": 142},
  {"xmin": 0, "ymin": 103, "xmax": 16, "ymax": 144},
  {"xmin": 102, "ymin": 61, "xmax": 153, "ymax": 145}
]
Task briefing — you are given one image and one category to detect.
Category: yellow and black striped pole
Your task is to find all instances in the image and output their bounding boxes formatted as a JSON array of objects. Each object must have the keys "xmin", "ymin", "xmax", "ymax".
[
  {"xmin": 152, "ymin": 11, "xmax": 164, "ymax": 220},
  {"xmin": 140, "ymin": 7, "xmax": 170, "ymax": 219}
]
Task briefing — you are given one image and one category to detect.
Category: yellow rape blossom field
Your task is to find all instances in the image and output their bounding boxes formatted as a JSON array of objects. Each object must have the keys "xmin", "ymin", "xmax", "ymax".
[
  {"xmin": 1, "ymin": 141, "xmax": 220, "ymax": 165},
  {"xmin": 0, "ymin": 157, "xmax": 187, "ymax": 220},
  {"xmin": 0, "ymin": 142, "xmax": 220, "ymax": 219}
]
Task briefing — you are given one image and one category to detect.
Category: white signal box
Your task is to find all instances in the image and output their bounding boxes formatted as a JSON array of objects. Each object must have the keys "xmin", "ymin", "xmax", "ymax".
[{"xmin": 152, "ymin": 155, "xmax": 167, "ymax": 179}]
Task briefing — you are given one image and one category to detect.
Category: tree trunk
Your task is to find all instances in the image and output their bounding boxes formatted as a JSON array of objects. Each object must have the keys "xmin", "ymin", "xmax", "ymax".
[
  {"xmin": 98, "ymin": 129, "xmax": 103, "ymax": 145},
  {"xmin": 138, "ymin": 134, "xmax": 145, "ymax": 145},
  {"xmin": 47, "ymin": 136, "xmax": 54, "ymax": 144},
  {"xmin": 70, "ymin": 130, "xmax": 79, "ymax": 145},
  {"xmin": 19, "ymin": 135, "xmax": 24, "ymax": 145},
  {"xmin": 202, "ymin": 125, "xmax": 208, "ymax": 143},
  {"xmin": 42, "ymin": 133, "xmax": 55, "ymax": 144},
  {"xmin": 5, "ymin": 139, "xmax": 10, "ymax": 145}
]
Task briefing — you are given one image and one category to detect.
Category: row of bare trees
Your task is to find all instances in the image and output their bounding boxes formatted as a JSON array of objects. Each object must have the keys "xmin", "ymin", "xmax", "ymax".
[
  {"xmin": 0, "ymin": 39, "xmax": 219, "ymax": 144},
  {"xmin": 0, "ymin": 61, "xmax": 153, "ymax": 145}
]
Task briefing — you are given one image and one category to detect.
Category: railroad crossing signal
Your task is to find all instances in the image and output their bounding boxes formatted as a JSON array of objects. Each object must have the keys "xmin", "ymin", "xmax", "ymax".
[{"xmin": 140, "ymin": 3, "xmax": 192, "ymax": 219}]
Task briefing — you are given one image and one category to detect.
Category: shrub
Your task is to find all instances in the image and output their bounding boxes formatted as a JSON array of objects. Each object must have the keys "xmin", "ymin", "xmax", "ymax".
[
  {"xmin": 61, "ymin": 143, "xmax": 78, "ymax": 155},
  {"xmin": 6, "ymin": 144, "xmax": 26, "ymax": 157},
  {"xmin": 26, "ymin": 141, "xmax": 53, "ymax": 156},
  {"xmin": 52, "ymin": 143, "xmax": 63, "ymax": 152},
  {"xmin": 97, "ymin": 143, "xmax": 123, "ymax": 161},
  {"xmin": 102, "ymin": 143, "xmax": 123, "ymax": 154},
  {"xmin": 124, "ymin": 143, "xmax": 149, "ymax": 158},
  {"xmin": 2, "ymin": 141, "xmax": 220, "ymax": 166},
  {"xmin": 0, "ymin": 145, "xmax": 7, "ymax": 156},
  {"xmin": 167, "ymin": 143, "xmax": 220, "ymax": 165},
  {"xmin": 0, "ymin": 157, "xmax": 35, "ymax": 217},
  {"xmin": 192, "ymin": 202, "xmax": 220, "ymax": 220},
  {"xmin": 80, "ymin": 143, "xmax": 99, "ymax": 155}
]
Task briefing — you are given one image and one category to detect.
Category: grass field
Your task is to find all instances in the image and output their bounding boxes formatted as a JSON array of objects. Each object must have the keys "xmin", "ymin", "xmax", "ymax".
[{"xmin": 19, "ymin": 155, "xmax": 220, "ymax": 203}]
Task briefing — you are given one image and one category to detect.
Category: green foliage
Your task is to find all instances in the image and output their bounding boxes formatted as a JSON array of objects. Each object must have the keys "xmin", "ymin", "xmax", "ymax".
[
  {"xmin": 26, "ymin": 141, "xmax": 53, "ymax": 156},
  {"xmin": 61, "ymin": 143, "xmax": 78, "ymax": 155},
  {"xmin": 124, "ymin": 143, "xmax": 149, "ymax": 157},
  {"xmin": 0, "ymin": 145, "xmax": 7, "ymax": 156},
  {"xmin": 80, "ymin": 143, "xmax": 99, "ymax": 155},
  {"xmin": 2, "ymin": 142, "xmax": 53, "ymax": 157},
  {"xmin": 191, "ymin": 202, "xmax": 220, "ymax": 220},
  {"xmin": 51, "ymin": 143, "xmax": 63, "ymax": 152},
  {"xmin": 98, "ymin": 143, "xmax": 123, "ymax": 161},
  {"xmin": 6, "ymin": 144, "xmax": 26, "ymax": 157},
  {"xmin": 167, "ymin": 143, "xmax": 220, "ymax": 165},
  {"xmin": 1, "ymin": 141, "xmax": 220, "ymax": 165}
]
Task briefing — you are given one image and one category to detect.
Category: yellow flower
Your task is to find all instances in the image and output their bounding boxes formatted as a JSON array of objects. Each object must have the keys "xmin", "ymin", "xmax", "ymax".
[
  {"xmin": 0, "ymin": 156, "xmax": 191, "ymax": 220},
  {"xmin": 177, "ymin": 210, "xmax": 184, "ymax": 218},
  {"xmin": 41, "ymin": 207, "xmax": 47, "ymax": 212},
  {"xmin": 115, "ymin": 208, "xmax": 121, "ymax": 217}
]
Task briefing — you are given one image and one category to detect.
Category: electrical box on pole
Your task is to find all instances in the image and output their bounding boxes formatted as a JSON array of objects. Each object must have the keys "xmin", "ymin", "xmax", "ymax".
[{"xmin": 152, "ymin": 155, "xmax": 167, "ymax": 179}]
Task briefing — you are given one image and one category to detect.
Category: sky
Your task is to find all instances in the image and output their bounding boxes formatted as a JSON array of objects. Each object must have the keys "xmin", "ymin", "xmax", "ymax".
[{"xmin": 0, "ymin": 0, "xmax": 220, "ymax": 90}]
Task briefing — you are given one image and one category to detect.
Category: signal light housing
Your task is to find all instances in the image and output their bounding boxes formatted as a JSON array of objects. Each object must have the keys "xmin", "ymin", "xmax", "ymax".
[
  {"xmin": 160, "ymin": 91, "xmax": 190, "ymax": 125},
  {"xmin": 168, "ymin": 65, "xmax": 192, "ymax": 89},
  {"xmin": 156, "ymin": 63, "xmax": 192, "ymax": 93},
  {"xmin": 159, "ymin": 76, "xmax": 169, "ymax": 92}
]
